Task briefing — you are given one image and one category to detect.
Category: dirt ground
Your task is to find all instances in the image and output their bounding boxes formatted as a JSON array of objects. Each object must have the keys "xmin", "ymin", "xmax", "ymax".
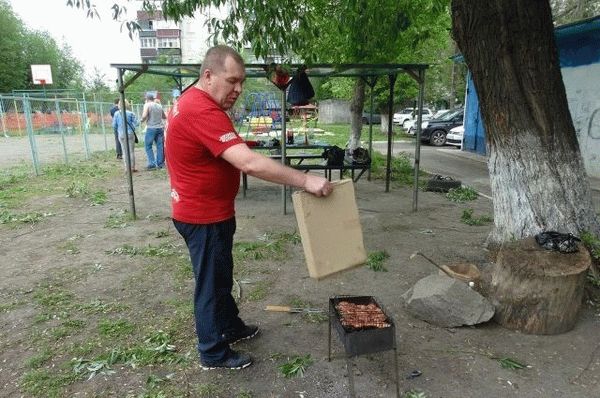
[{"xmin": 1, "ymin": 156, "xmax": 600, "ymax": 398}]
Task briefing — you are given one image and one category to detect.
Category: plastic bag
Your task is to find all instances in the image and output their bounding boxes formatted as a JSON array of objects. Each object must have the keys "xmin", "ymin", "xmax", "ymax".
[
  {"xmin": 287, "ymin": 68, "xmax": 315, "ymax": 106},
  {"xmin": 534, "ymin": 231, "xmax": 580, "ymax": 253}
]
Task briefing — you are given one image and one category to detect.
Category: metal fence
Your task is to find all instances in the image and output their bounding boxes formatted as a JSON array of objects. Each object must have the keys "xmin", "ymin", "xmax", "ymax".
[{"xmin": 0, "ymin": 95, "xmax": 146, "ymax": 174}]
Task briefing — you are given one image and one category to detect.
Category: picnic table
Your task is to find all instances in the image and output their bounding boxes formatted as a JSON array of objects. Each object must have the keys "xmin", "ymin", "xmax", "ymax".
[{"xmin": 241, "ymin": 142, "xmax": 370, "ymax": 197}]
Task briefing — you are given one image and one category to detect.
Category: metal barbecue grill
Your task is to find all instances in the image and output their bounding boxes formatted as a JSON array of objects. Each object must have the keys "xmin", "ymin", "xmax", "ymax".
[{"xmin": 328, "ymin": 295, "xmax": 400, "ymax": 397}]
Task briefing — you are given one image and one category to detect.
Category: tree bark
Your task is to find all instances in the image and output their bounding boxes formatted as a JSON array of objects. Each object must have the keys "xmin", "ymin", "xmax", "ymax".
[
  {"xmin": 451, "ymin": 0, "xmax": 599, "ymax": 244},
  {"xmin": 349, "ymin": 78, "xmax": 366, "ymax": 151}
]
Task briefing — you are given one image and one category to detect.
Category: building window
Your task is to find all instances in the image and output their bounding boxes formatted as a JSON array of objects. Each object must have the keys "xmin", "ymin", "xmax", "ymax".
[
  {"xmin": 141, "ymin": 38, "xmax": 156, "ymax": 48},
  {"xmin": 158, "ymin": 38, "xmax": 179, "ymax": 48}
]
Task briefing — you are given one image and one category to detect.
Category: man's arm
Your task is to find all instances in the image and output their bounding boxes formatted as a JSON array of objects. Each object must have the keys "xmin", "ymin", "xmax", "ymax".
[
  {"xmin": 221, "ymin": 143, "xmax": 333, "ymax": 197},
  {"xmin": 140, "ymin": 103, "xmax": 150, "ymax": 123}
]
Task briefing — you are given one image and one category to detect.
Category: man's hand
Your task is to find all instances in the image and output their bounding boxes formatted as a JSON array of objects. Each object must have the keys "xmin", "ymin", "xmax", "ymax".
[{"xmin": 303, "ymin": 175, "xmax": 334, "ymax": 197}]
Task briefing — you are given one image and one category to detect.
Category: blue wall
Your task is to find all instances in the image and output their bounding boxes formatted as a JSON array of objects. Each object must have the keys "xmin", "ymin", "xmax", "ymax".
[{"xmin": 462, "ymin": 16, "xmax": 600, "ymax": 156}]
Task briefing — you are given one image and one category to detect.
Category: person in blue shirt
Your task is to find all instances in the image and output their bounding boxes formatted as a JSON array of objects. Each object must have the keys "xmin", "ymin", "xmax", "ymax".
[
  {"xmin": 112, "ymin": 99, "xmax": 139, "ymax": 172},
  {"xmin": 109, "ymin": 98, "xmax": 122, "ymax": 159}
]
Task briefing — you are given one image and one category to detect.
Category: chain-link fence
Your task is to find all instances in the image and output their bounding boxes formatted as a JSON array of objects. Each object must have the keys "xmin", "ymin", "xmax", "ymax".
[{"xmin": 0, "ymin": 95, "xmax": 149, "ymax": 174}]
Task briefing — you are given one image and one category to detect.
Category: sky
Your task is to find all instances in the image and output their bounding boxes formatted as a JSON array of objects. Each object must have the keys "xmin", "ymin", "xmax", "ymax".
[{"xmin": 9, "ymin": 0, "xmax": 141, "ymax": 87}]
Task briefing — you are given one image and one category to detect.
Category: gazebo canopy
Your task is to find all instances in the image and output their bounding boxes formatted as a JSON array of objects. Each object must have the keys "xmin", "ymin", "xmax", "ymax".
[{"xmin": 111, "ymin": 62, "xmax": 429, "ymax": 217}]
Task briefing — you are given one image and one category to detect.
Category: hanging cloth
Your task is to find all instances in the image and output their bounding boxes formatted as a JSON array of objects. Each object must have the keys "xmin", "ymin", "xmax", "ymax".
[{"xmin": 287, "ymin": 67, "xmax": 315, "ymax": 106}]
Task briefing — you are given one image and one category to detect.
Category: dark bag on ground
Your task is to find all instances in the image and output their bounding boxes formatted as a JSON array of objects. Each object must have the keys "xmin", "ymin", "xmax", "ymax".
[
  {"xmin": 535, "ymin": 231, "xmax": 580, "ymax": 253},
  {"xmin": 425, "ymin": 174, "xmax": 462, "ymax": 192},
  {"xmin": 322, "ymin": 146, "xmax": 346, "ymax": 166},
  {"xmin": 287, "ymin": 68, "xmax": 315, "ymax": 106}
]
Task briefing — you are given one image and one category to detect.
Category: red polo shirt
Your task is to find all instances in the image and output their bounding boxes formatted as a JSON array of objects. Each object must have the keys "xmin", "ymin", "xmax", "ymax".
[{"xmin": 165, "ymin": 87, "xmax": 244, "ymax": 224}]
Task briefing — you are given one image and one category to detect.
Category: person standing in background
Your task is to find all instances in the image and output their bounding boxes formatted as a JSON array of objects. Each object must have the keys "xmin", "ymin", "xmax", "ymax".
[
  {"xmin": 140, "ymin": 93, "xmax": 167, "ymax": 170},
  {"xmin": 112, "ymin": 99, "xmax": 138, "ymax": 172},
  {"xmin": 109, "ymin": 99, "xmax": 122, "ymax": 159}
]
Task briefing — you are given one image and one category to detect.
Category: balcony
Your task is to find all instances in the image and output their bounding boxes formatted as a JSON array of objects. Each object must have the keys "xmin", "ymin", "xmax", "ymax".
[
  {"xmin": 139, "ymin": 30, "xmax": 156, "ymax": 38},
  {"xmin": 140, "ymin": 48, "xmax": 158, "ymax": 57},
  {"xmin": 156, "ymin": 29, "xmax": 180, "ymax": 38}
]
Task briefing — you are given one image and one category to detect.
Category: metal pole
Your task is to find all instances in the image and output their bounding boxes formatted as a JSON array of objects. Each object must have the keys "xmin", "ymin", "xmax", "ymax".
[
  {"xmin": 368, "ymin": 83, "xmax": 374, "ymax": 181},
  {"xmin": 55, "ymin": 99, "xmax": 68, "ymax": 164},
  {"xmin": 81, "ymin": 94, "xmax": 90, "ymax": 159},
  {"xmin": 99, "ymin": 102, "xmax": 108, "ymax": 150},
  {"xmin": 23, "ymin": 98, "xmax": 40, "ymax": 175},
  {"xmin": 14, "ymin": 99, "xmax": 22, "ymax": 136},
  {"xmin": 413, "ymin": 69, "xmax": 426, "ymax": 212},
  {"xmin": 280, "ymin": 88, "xmax": 288, "ymax": 215},
  {"xmin": 0, "ymin": 98, "xmax": 8, "ymax": 138},
  {"xmin": 385, "ymin": 74, "xmax": 397, "ymax": 193},
  {"xmin": 118, "ymin": 70, "xmax": 137, "ymax": 220}
]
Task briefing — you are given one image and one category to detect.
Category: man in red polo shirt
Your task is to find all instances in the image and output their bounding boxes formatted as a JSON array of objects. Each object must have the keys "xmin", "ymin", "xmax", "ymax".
[{"xmin": 166, "ymin": 45, "xmax": 333, "ymax": 370}]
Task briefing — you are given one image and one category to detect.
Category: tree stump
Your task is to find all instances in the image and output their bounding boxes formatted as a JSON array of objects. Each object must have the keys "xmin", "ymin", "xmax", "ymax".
[{"xmin": 491, "ymin": 237, "xmax": 590, "ymax": 335}]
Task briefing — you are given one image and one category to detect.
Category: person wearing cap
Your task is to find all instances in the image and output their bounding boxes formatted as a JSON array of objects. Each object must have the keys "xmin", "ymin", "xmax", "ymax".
[
  {"xmin": 141, "ymin": 92, "xmax": 167, "ymax": 169},
  {"xmin": 112, "ymin": 99, "xmax": 138, "ymax": 172},
  {"xmin": 165, "ymin": 45, "xmax": 333, "ymax": 370}
]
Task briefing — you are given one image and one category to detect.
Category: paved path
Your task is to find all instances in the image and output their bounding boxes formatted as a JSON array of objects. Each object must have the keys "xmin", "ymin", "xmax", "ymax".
[{"xmin": 372, "ymin": 140, "xmax": 600, "ymax": 208}]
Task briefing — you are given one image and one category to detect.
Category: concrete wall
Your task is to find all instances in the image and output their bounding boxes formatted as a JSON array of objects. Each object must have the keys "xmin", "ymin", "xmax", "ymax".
[
  {"xmin": 318, "ymin": 99, "xmax": 350, "ymax": 124},
  {"xmin": 563, "ymin": 63, "xmax": 600, "ymax": 177}
]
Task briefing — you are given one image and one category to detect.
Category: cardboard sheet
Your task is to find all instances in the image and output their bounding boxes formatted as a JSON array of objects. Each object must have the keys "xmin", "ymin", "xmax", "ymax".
[{"xmin": 292, "ymin": 179, "xmax": 367, "ymax": 279}]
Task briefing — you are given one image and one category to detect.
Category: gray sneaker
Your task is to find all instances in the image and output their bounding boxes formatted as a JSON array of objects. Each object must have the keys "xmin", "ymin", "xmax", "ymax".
[{"xmin": 201, "ymin": 350, "xmax": 252, "ymax": 370}]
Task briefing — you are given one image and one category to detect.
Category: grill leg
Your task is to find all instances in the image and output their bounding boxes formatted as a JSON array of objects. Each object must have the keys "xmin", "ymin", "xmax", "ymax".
[
  {"xmin": 394, "ymin": 347, "xmax": 400, "ymax": 398},
  {"xmin": 346, "ymin": 356, "xmax": 356, "ymax": 398},
  {"xmin": 328, "ymin": 310, "xmax": 332, "ymax": 362}
]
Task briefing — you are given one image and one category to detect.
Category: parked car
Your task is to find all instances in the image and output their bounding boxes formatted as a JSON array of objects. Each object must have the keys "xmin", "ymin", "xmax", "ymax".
[
  {"xmin": 446, "ymin": 125, "xmax": 464, "ymax": 147},
  {"xmin": 420, "ymin": 108, "xmax": 464, "ymax": 146},
  {"xmin": 362, "ymin": 111, "xmax": 381, "ymax": 125},
  {"xmin": 393, "ymin": 107, "xmax": 433, "ymax": 128}
]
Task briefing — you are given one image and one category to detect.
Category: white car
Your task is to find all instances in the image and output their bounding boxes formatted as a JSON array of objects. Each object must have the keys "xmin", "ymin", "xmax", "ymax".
[
  {"xmin": 393, "ymin": 107, "xmax": 433, "ymax": 128},
  {"xmin": 446, "ymin": 125, "xmax": 464, "ymax": 147}
]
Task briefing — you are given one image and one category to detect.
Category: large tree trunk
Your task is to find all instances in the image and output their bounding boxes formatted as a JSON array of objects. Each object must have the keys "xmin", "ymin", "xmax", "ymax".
[
  {"xmin": 451, "ymin": 0, "xmax": 599, "ymax": 334},
  {"xmin": 451, "ymin": 0, "xmax": 599, "ymax": 244},
  {"xmin": 349, "ymin": 78, "xmax": 366, "ymax": 151}
]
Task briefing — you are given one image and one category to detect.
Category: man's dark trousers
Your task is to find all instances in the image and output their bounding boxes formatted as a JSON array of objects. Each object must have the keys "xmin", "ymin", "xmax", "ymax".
[{"xmin": 173, "ymin": 217, "xmax": 245, "ymax": 362}]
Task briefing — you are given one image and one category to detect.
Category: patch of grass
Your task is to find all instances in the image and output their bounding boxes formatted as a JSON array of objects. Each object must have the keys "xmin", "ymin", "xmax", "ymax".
[
  {"xmin": 154, "ymin": 229, "xmax": 170, "ymax": 238},
  {"xmin": 61, "ymin": 241, "xmax": 80, "ymax": 255},
  {"xmin": 237, "ymin": 389, "xmax": 254, "ymax": 398},
  {"xmin": 247, "ymin": 280, "xmax": 272, "ymax": 302},
  {"xmin": 369, "ymin": 151, "xmax": 428, "ymax": 187},
  {"xmin": 107, "ymin": 242, "xmax": 180, "ymax": 257},
  {"xmin": 98, "ymin": 318, "xmax": 135, "ymax": 338},
  {"xmin": 0, "ymin": 299, "xmax": 26, "ymax": 313},
  {"xmin": 446, "ymin": 186, "xmax": 478, "ymax": 202},
  {"xmin": 51, "ymin": 319, "xmax": 86, "ymax": 340},
  {"xmin": 233, "ymin": 231, "xmax": 297, "ymax": 263},
  {"xmin": 72, "ymin": 330, "xmax": 189, "ymax": 380},
  {"xmin": 143, "ymin": 242, "xmax": 179, "ymax": 257},
  {"xmin": 460, "ymin": 209, "xmax": 493, "ymax": 226},
  {"xmin": 404, "ymin": 390, "xmax": 428, "ymax": 398},
  {"xmin": 105, "ymin": 209, "xmax": 132, "ymax": 228},
  {"xmin": 65, "ymin": 181, "xmax": 90, "ymax": 198},
  {"xmin": 0, "ymin": 209, "xmax": 51, "ymax": 225},
  {"xmin": 21, "ymin": 369, "xmax": 77, "ymax": 398},
  {"xmin": 25, "ymin": 347, "xmax": 54, "ymax": 369},
  {"xmin": 498, "ymin": 357, "xmax": 526, "ymax": 370},
  {"xmin": 90, "ymin": 190, "xmax": 108, "ymax": 205},
  {"xmin": 107, "ymin": 244, "xmax": 138, "ymax": 256},
  {"xmin": 367, "ymin": 250, "xmax": 390, "ymax": 272},
  {"xmin": 76, "ymin": 299, "xmax": 128, "ymax": 314},
  {"xmin": 195, "ymin": 383, "xmax": 223, "ymax": 397},
  {"xmin": 33, "ymin": 286, "xmax": 74, "ymax": 309},
  {"xmin": 278, "ymin": 354, "xmax": 314, "ymax": 378}
]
